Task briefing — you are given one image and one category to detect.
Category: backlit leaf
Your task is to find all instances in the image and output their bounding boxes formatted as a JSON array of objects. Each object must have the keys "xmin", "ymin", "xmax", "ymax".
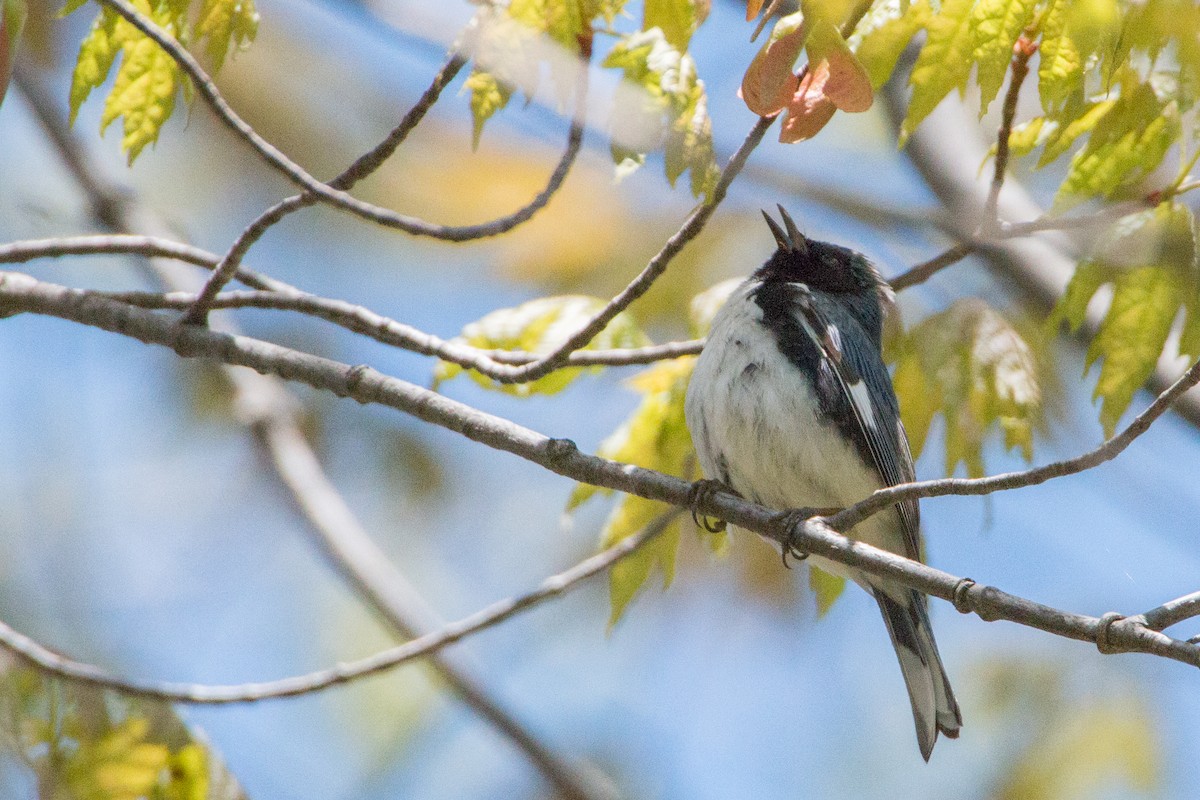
[
  {"xmin": 805, "ymin": 18, "xmax": 872, "ymax": 112},
  {"xmin": 901, "ymin": 0, "xmax": 975, "ymax": 143},
  {"xmin": 1051, "ymin": 203, "xmax": 1198, "ymax": 435},
  {"xmin": 645, "ymin": 0, "xmax": 706, "ymax": 51},
  {"xmin": 1054, "ymin": 81, "xmax": 1178, "ymax": 210},
  {"xmin": 1037, "ymin": 97, "xmax": 1115, "ymax": 167},
  {"xmin": 433, "ymin": 295, "xmax": 650, "ymax": 397},
  {"xmin": 606, "ymin": 27, "xmax": 719, "ymax": 198},
  {"xmin": 1038, "ymin": 0, "xmax": 1083, "ymax": 112},
  {"xmin": 98, "ymin": 3, "xmax": 182, "ymax": 164},
  {"xmin": 972, "ymin": 0, "xmax": 1037, "ymax": 113},
  {"xmin": 808, "ymin": 565, "xmax": 846, "ymax": 617},
  {"xmin": 195, "ymin": 0, "xmax": 259, "ymax": 72},
  {"xmin": 740, "ymin": 14, "xmax": 806, "ymax": 116},
  {"xmin": 850, "ymin": 0, "xmax": 929, "ymax": 91},
  {"xmin": 893, "ymin": 299, "xmax": 1043, "ymax": 477},
  {"xmin": 0, "ymin": 0, "xmax": 24, "ymax": 109}
]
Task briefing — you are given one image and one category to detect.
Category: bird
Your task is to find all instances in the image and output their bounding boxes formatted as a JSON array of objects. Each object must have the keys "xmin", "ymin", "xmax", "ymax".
[{"xmin": 683, "ymin": 205, "xmax": 960, "ymax": 760}]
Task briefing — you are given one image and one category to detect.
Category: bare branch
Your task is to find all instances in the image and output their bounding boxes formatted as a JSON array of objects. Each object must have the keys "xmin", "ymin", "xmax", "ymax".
[
  {"xmin": 983, "ymin": 36, "xmax": 1035, "ymax": 223},
  {"xmin": 105, "ymin": 287, "xmax": 704, "ymax": 367},
  {"xmin": 1134, "ymin": 591, "xmax": 1200, "ymax": 633},
  {"xmin": 888, "ymin": 242, "xmax": 974, "ymax": 292},
  {"xmin": 830, "ymin": 353, "xmax": 1200, "ymax": 530},
  {"xmin": 183, "ymin": 50, "xmax": 588, "ymax": 325},
  {"xmin": 0, "ymin": 509, "xmax": 680, "ymax": 704},
  {"xmin": 4, "ymin": 271, "xmax": 1200, "ymax": 671},
  {"xmin": 19, "ymin": 71, "xmax": 608, "ymax": 800},
  {"xmin": 471, "ymin": 114, "xmax": 776, "ymax": 386},
  {"xmin": 95, "ymin": 0, "xmax": 585, "ymax": 262}
]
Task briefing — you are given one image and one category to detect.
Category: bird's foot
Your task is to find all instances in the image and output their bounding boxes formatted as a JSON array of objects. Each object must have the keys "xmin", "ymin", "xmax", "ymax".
[
  {"xmin": 775, "ymin": 506, "xmax": 840, "ymax": 569},
  {"xmin": 687, "ymin": 479, "xmax": 733, "ymax": 533}
]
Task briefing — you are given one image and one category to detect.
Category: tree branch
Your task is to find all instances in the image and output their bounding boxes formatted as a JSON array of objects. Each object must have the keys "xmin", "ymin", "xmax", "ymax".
[
  {"xmin": 467, "ymin": 114, "xmax": 776, "ymax": 385},
  {"xmin": 3, "ymin": 271, "xmax": 1199, "ymax": 671},
  {"xmin": 183, "ymin": 48, "xmax": 588, "ymax": 325},
  {"xmin": 96, "ymin": 0, "xmax": 585, "ymax": 257},
  {"xmin": 0, "ymin": 509, "xmax": 680, "ymax": 704},
  {"xmin": 983, "ymin": 36, "xmax": 1035, "ymax": 223},
  {"xmin": 18, "ymin": 70, "xmax": 609, "ymax": 800}
]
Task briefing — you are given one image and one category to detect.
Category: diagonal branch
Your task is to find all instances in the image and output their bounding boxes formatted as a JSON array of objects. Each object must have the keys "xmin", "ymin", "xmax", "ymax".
[
  {"xmin": 183, "ymin": 49, "xmax": 588, "ymax": 325},
  {"xmin": 830, "ymin": 352, "xmax": 1200, "ymax": 530},
  {"xmin": 18, "ymin": 71, "xmax": 609, "ymax": 800},
  {"xmin": 3, "ymin": 271, "xmax": 1200, "ymax": 671},
  {"xmin": 0, "ymin": 511, "xmax": 680, "ymax": 704}
]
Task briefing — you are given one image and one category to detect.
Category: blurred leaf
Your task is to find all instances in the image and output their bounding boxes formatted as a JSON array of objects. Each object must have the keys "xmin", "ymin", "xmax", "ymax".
[
  {"xmin": 805, "ymin": 18, "xmax": 872, "ymax": 112},
  {"xmin": 1037, "ymin": 0, "xmax": 1083, "ymax": 112},
  {"xmin": 195, "ymin": 0, "xmax": 259, "ymax": 72},
  {"xmin": 971, "ymin": 0, "xmax": 1036, "ymax": 113},
  {"xmin": 466, "ymin": 68, "xmax": 514, "ymax": 149},
  {"xmin": 901, "ymin": 0, "xmax": 975, "ymax": 143},
  {"xmin": 740, "ymin": 13, "xmax": 806, "ymax": 116},
  {"xmin": 0, "ymin": 664, "xmax": 243, "ymax": 800},
  {"xmin": 688, "ymin": 277, "xmax": 741, "ymax": 337},
  {"xmin": 606, "ymin": 27, "xmax": 719, "ymax": 198},
  {"xmin": 994, "ymin": 704, "xmax": 1159, "ymax": 800},
  {"xmin": 849, "ymin": 0, "xmax": 929, "ymax": 91},
  {"xmin": 1036, "ymin": 97, "xmax": 1115, "ymax": 167},
  {"xmin": 1051, "ymin": 203, "xmax": 1198, "ymax": 435},
  {"xmin": 893, "ymin": 299, "xmax": 1043, "ymax": 477},
  {"xmin": 644, "ymin": 0, "xmax": 707, "ymax": 51},
  {"xmin": 1054, "ymin": 80, "xmax": 1178, "ymax": 210},
  {"xmin": 0, "ymin": 0, "xmax": 25, "ymax": 109},
  {"xmin": 434, "ymin": 295, "xmax": 650, "ymax": 397},
  {"xmin": 808, "ymin": 565, "xmax": 845, "ymax": 617},
  {"xmin": 571, "ymin": 357, "xmax": 697, "ymax": 625}
]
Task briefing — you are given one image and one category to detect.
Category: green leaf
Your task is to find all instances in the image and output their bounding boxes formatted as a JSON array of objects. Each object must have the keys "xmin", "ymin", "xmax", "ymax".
[
  {"xmin": 893, "ymin": 299, "xmax": 1043, "ymax": 477},
  {"xmin": 69, "ymin": 8, "xmax": 129, "ymax": 123},
  {"xmin": 98, "ymin": 9, "xmax": 181, "ymax": 165},
  {"xmin": 971, "ymin": 0, "xmax": 1037, "ymax": 113},
  {"xmin": 1052, "ymin": 203, "xmax": 1198, "ymax": 435},
  {"xmin": 58, "ymin": 0, "xmax": 88, "ymax": 16},
  {"xmin": 586, "ymin": 358, "xmax": 697, "ymax": 625},
  {"xmin": 808, "ymin": 565, "xmax": 846, "ymax": 617},
  {"xmin": 195, "ymin": 0, "xmax": 259, "ymax": 72},
  {"xmin": 465, "ymin": 68, "xmax": 514, "ymax": 149},
  {"xmin": 1037, "ymin": 97, "xmax": 1115, "ymax": 167},
  {"xmin": 1037, "ymin": 0, "xmax": 1083, "ymax": 112},
  {"xmin": 605, "ymin": 27, "xmax": 719, "ymax": 198},
  {"xmin": 433, "ymin": 295, "xmax": 650, "ymax": 397},
  {"xmin": 1054, "ymin": 82, "xmax": 1178, "ymax": 210},
  {"xmin": 850, "ymin": 0, "xmax": 930, "ymax": 91},
  {"xmin": 644, "ymin": 0, "xmax": 703, "ymax": 51},
  {"xmin": 901, "ymin": 0, "xmax": 976, "ymax": 143}
]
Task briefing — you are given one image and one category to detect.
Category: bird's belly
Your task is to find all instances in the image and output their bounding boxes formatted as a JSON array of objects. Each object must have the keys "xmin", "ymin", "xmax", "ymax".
[{"xmin": 687, "ymin": 308, "xmax": 899, "ymax": 558}]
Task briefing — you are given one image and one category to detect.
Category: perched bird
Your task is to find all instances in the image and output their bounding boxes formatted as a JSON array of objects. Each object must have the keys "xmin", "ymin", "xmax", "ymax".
[{"xmin": 684, "ymin": 206, "xmax": 960, "ymax": 760}]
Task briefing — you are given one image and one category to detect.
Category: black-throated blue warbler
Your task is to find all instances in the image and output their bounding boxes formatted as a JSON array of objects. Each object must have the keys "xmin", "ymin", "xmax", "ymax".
[{"xmin": 684, "ymin": 206, "xmax": 960, "ymax": 760}]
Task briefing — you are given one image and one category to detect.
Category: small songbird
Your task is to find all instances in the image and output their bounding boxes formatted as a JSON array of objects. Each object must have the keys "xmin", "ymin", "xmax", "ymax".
[{"xmin": 684, "ymin": 206, "xmax": 960, "ymax": 760}]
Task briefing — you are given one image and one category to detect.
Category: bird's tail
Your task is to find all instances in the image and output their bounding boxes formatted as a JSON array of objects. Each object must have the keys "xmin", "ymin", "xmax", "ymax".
[{"xmin": 873, "ymin": 587, "xmax": 961, "ymax": 761}]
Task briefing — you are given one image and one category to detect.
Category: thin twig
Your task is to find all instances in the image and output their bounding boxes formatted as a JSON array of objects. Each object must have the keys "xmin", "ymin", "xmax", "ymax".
[
  {"xmin": 888, "ymin": 242, "xmax": 975, "ymax": 292},
  {"xmin": 0, "ymin": 509, "xmax": 680, "ymax": 704},
  {"xmin": 474, "ymin": 114, "xmax": 776, "ymax": 386},
  {"xmin": 829, "ymin": 353, "xmax": 1200, "ymax": 531},
  {"xmin": 95, "ymin": 0, "xmax": 583, "ymax": 258},
  {"xmin": 983, "ymin": 36, "xmax": 1036, "ymax": 224},
  {"xmin": 3, "ymin": 272, "xmax": 1200, "ymax": 669},
  {"xmin": 18, "ymin": 70, "xmax": 606, "ymax": 800},
  {"xmin": 183, "ymin": 50, "xmax": 588, "ymax": 325},
  {"xmin": 104, "ymin": 287, "xmax": 705, "ymax": 367}
]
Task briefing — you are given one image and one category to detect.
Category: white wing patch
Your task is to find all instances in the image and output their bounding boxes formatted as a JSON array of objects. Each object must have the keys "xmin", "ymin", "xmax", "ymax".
[{"xmin": 847, "ymin": 379, "xmax": 877, "ymax": 431}]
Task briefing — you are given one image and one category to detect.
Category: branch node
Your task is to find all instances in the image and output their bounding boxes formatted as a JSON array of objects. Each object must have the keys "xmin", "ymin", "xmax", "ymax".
[
  {"xmin": 974, "ymin": 585, "xmax": 1006, "ymax": 621},
  {"xmin": 1188, "ymin": 633, "xmax": 1200, "ymax": 645},
  {"xmin": 543, "ymin": 437, "xmax": 578, "ymax": 461},
  {"xmin": 951, "ymin": 578, "xmax": 977, "ymax": 614},
  {"xmin": 343, "ymin": 364, "xmax": 374, "ymax": 401},
  {"xmin": 1095, "ymin": 611, "xmax": 1128, "ymax": 654}
]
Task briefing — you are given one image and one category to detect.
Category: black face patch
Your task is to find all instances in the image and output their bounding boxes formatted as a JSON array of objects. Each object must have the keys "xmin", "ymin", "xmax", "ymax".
[{"xmin": 754, "ymin": 239, "xmax": 868, "ymax": 295}]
